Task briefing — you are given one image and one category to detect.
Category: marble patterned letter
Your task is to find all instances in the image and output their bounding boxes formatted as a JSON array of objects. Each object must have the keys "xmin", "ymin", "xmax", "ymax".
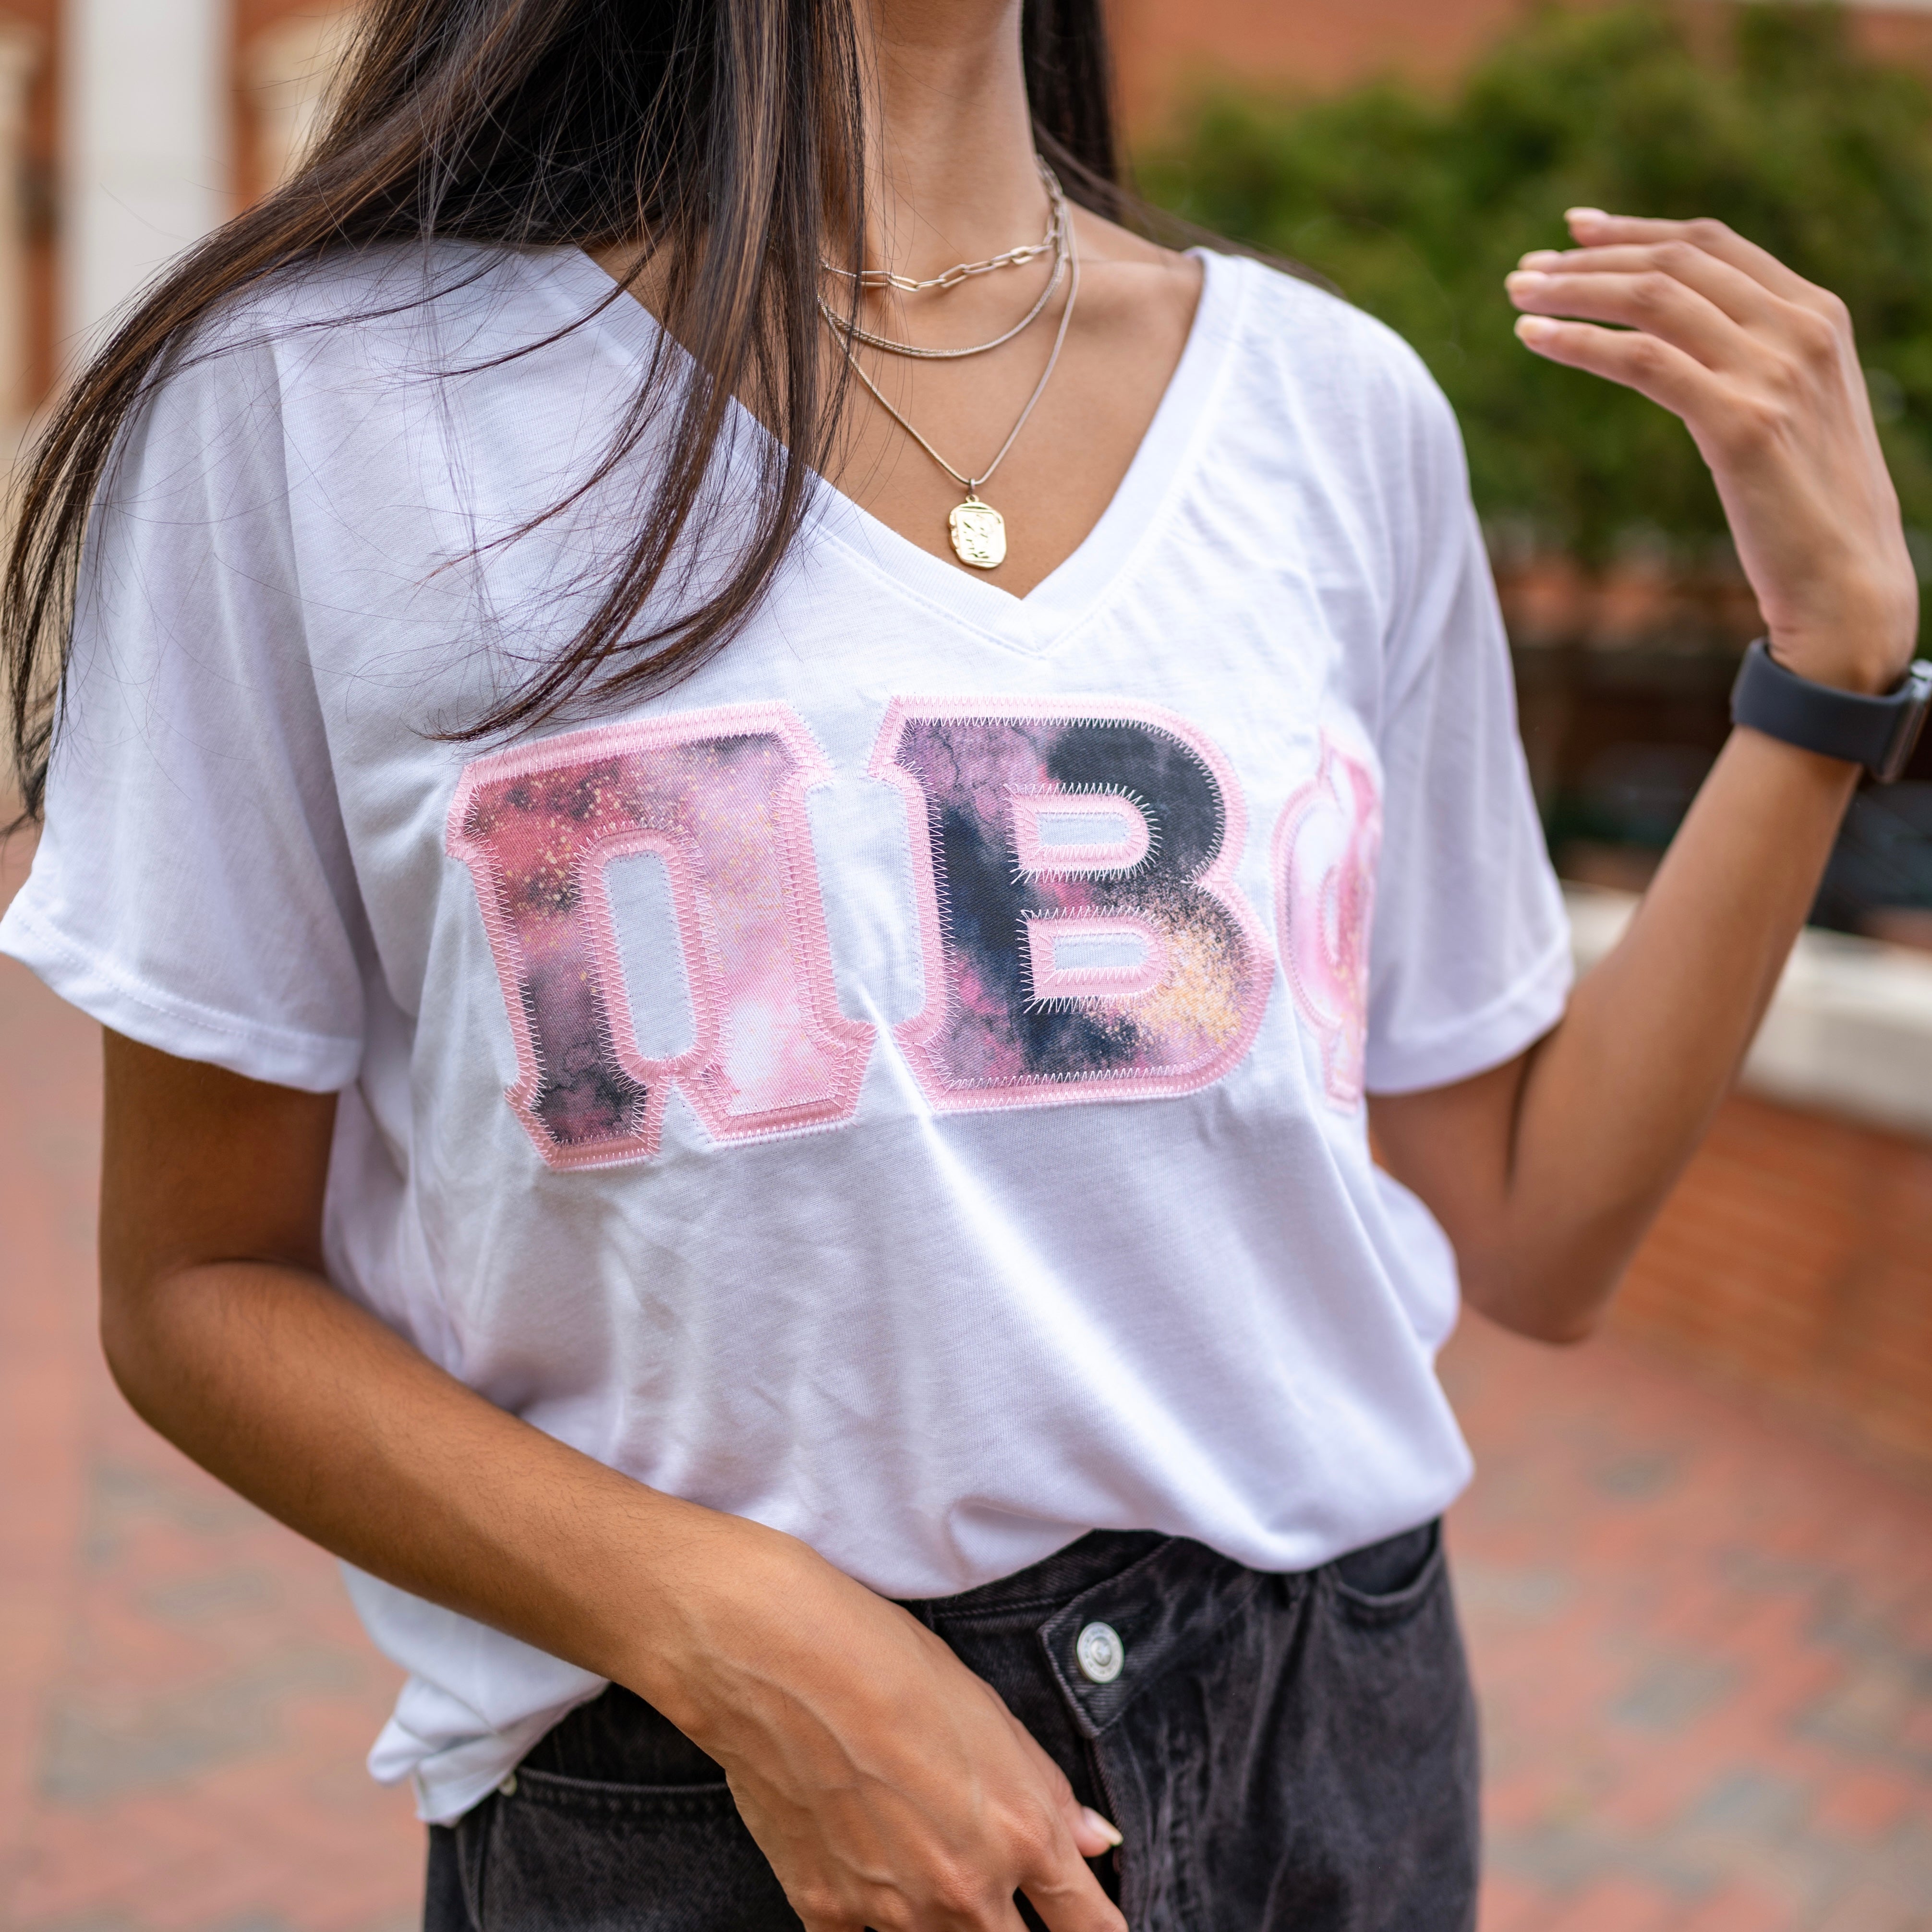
[
  {"xmin": 871, "ymin": 699, "xmax": 1271, "ymax": 1111},
  {"xmin": 1273, "ymin": 735, "xmax": 1381, "ymax": 1108},
  {"xmin": 449, "ymin": 705, "xmax": 871, "ymax": 1168}
]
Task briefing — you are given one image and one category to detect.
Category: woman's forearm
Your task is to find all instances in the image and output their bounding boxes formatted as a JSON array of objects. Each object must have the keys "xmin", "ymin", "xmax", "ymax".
[
  {"xmin": 1484, "ymin": 725, "xmax": 1854, "ymax": 1334},
  {"xmin": 99, "ymin": 1251, "xmax": 779, "ymax": 1724},
  {"xmin": 104, "ymin": 1223, "xmax": 1135, "ymax": 1931},
  {"xmin": 1379, "ymin": 210, "xmax": 1918, "ymax": 1343},
  {"xmin": 1373, "ymin": 722, "xmax": 1855, "ymax": 1340},
  {"xmin": 98, "ymin": 1033, "xmax": 1126, "ymax": 1927},
  {"xmin": 96, "ymin": 1029, "xmax": 788, "ymax": 1727}
]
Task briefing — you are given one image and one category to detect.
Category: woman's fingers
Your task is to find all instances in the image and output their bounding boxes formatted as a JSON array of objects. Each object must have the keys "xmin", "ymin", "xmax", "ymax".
[
  {"xmin": 1511, "ymin": 312, "xmax": 1716, "ymax": 420},
  {"xmin": 1516, "ymin": 241, "xmax": 1787, "ymax": 332},
  {"xmin": 960, "ymin": 1728, "xmax": 1124, "ymax": 1932},
  {"xmin": 1006, "ymin": 1706, "xmax": 1123, "ymax": 1861},
  {"xmin": 1014, "ymin": 1727, "xmax": 1125, "ymax": 1922},
  {"xmin": 1506, "ymin": 210, "xmax": 1918, "ymax": 696},
  {"xmin": 1507, "ymin": 264, "xmax": 1754, "ymax": 373},
  {"xmin": 1019, "ymin": 1836, "xmax": 1128, "ymax": 1932},
  {"xmin": 695, "ymin": 1546, "xmax": 1130, "ymax": 1932},
  {"xmin": 1565, "ymin": 208, "xmax": 1826, "ymax": 309},
  {"xmin": 1074, "ymin": 1803, "xmax": 1126, "ymax": 1858}
]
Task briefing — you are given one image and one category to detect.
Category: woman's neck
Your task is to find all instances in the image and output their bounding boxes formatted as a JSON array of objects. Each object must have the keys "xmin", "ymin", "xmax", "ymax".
[{"xmin": 857, "ymin": 0, "xmax": 1044, "ymax": 282}]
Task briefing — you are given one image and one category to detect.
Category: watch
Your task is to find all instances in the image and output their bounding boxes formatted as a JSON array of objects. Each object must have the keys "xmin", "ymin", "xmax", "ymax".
[{"xmin": 1730, "ymin": 638, "xmax": 1932, "ymax": 784}]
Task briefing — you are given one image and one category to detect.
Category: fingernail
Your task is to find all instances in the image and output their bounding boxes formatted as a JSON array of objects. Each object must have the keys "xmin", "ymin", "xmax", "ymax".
[
  {"xmin": 1081, "ymin": 1805, "xmax": 1125, "ymax": 1847},
  {"xmin": 1566, "ymin": 206, "xmax": 1607, "ymax": 224},
  {"xmin": 1518, "ymin": 249, "xmax": 1564, "ymax": 268},
  {"xmin": 1515, "ymin": 314, "xmax": 1557, "ymax": 344},
  {"xmin": 1505, "ymin": 269, "xmax": 1548, "ymax": 289}
]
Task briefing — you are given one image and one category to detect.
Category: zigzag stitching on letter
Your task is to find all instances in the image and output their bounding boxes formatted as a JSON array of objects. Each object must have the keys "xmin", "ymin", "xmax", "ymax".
[
  {"xmin": 1272, "ymin": 731, "xmax": 1381, "ymax": 1112},
  {"xmin": 1005, "ymin": 781, "xmax": 1162, "ymax": 884},
  {"xmin": 867, "ymin": 696, "xmax": 1274, "ymax": 1110},
  {"xmin": 447, "ymin": 702, "xmax": 872, "ymax": 1170}
]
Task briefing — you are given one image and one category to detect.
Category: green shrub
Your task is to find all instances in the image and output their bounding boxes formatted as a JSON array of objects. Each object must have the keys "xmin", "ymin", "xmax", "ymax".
[{"xmin": 1139, "ymin": 3, "xmax": 1932, "ymax": 584}]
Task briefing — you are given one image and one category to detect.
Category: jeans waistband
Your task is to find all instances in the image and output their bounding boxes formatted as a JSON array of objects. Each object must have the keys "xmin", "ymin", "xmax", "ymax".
[
  {"xmin": 899, "ymin": 1529, "xmax": 1171, "ymax": 1624},
  {"xmin": 898, "ymin": 1519, "xmax": 1439, "ymax": 1631}
]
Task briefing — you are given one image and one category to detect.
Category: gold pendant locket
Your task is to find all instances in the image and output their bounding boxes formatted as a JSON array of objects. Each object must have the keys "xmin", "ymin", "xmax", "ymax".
[{"xmin": 948, "ymin": 493, "xmax": 1006, "ymax": 570}]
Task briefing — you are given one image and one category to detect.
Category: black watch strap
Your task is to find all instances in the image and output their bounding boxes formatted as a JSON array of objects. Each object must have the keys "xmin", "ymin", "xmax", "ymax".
[{"xmin": 1730, "ymin": 638, "xmax": 1932, "ymax": 784}]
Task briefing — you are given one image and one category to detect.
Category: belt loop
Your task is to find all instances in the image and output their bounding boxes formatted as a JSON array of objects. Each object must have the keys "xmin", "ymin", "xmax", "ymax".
[{"xmin": 457, "ymin": 1792, "xmax": 494, "ymax": 1932}]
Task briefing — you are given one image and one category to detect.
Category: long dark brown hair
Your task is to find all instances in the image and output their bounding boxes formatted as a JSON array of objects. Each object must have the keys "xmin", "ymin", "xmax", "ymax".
[{"xmin": 4, "ymin": 0, "xmax": 1128, "ymax": 821}]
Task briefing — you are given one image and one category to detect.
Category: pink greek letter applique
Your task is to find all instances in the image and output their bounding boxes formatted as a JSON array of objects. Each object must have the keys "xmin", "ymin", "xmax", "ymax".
[
  {"xmin": 1273, "ymin": 735, "xmax": 1382, "ymax": 1108},
  {"xmin": 448, "ymin": 706, "xmax": 870, "ymax": 1169},
  {"xmin": 869, "ymin": 700, "xmax": 1272, "ymax": 1110}
]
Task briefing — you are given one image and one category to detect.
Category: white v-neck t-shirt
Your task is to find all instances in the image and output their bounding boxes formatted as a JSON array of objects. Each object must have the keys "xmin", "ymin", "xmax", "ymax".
[{"xmin": 1, "ymin": 242, "xmax": 1570, "ymax": 1821}]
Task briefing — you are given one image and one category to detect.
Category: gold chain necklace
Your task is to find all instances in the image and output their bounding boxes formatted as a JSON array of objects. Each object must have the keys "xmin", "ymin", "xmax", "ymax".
[
  {"xmin": 820, "ymin": 173, "xmax": 1068, "ymax": 363},
  {"xmin": 830, "ymin": 218, "xmax": 1080, "ymax": 571},
  {"xmin": 821, "ymin": 158, "xmax": 1060, "ymax": 295}
]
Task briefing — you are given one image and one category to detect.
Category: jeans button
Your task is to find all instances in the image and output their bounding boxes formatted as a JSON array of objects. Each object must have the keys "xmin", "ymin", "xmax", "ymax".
[{"xmin": 1075, "ymin": 1620, "xmax": 1125, "ymax": 1684}]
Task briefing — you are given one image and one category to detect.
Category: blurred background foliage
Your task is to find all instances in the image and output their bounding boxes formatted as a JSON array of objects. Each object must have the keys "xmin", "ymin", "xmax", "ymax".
[{"xmin": 1139, "ymin": 2, "xmax": 1932, "ymax": 580}]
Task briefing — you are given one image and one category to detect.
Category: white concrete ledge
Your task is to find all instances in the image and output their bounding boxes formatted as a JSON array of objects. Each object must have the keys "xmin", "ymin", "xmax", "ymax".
[{"xmin": 1564, "ymin": 883, "xmax": 1932, "ymax": 1139}]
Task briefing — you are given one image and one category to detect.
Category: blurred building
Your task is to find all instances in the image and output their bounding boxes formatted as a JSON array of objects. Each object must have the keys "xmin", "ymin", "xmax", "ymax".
[
  {"xmin": 0, "ymin": 0, "xmax": 352, "ymax": 443},
  {"xmin": 4, "ymin": 0, "xmax": 1932, "ymax": 424},
  {"xmin": 1111, "ymin": 0, "xmax": 1932, "ymax": 130}
]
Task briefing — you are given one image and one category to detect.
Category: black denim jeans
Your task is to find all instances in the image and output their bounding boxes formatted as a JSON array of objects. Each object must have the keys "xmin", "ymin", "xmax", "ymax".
[{"xmin": 425, "ymin": 1521, "xmax": 1477, "ymax": 1932}]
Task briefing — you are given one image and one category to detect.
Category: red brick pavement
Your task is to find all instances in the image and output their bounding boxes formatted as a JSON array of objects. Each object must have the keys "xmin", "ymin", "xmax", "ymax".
[
  {"xmin": 1443, "ymin": 1325, "xmax": 1932, "ymax": 1929},
  {"xmin": 0, "ymin": 833, "xmax": 421, "ymax": 1932},
  {"xmin": 3, "ymin": 827, "xmax": 1929, "ymax": 1932},
  {"xmin": 1609, "ymin": 1095, "xmax": 1932, "ymax": 1478}
]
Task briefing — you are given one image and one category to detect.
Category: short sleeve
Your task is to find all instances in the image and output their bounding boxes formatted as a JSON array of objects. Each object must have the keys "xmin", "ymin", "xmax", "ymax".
[
  {"xmin": 0, "ymin": 329, "xmax": 368, "ymax": 1090},
  {"xmin": 1364, "ymin": 367, "xmax": 1571, "ymax": 1095}
]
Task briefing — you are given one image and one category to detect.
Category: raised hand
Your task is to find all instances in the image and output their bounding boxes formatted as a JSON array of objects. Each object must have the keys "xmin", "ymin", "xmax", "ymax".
[{"xmin": 1506, "ymin": 209, "xmax": 1919, "ymax": 696}]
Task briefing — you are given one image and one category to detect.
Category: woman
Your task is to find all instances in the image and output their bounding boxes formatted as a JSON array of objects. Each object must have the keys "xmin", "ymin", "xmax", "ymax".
[{"xmin": 2, "ymin": 0, "xmax": 1920, "ymax": 1926}]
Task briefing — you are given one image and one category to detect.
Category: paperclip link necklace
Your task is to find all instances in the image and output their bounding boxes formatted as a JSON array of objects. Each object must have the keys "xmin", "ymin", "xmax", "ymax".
[
  {"xmin": 821, "ymin": 157, "xmax": 1061, "ymax": 295},
  {"xmin": 831, "ymin": 213, "xmax": 1080, "ymax": 572},
  {"xmin": 820, "ymin": 169, "xmax": 1069, "ymax": 363}
]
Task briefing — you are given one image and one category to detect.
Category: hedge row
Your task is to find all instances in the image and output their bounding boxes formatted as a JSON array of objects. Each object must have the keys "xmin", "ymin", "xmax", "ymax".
[{"xmin": 1140, "ymin": 2, "xmax": 1932, "ymax": 604}]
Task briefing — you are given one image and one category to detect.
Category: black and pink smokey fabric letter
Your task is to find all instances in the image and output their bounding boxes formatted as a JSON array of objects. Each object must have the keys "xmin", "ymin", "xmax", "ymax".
[{"xmin": 447, "ymin": 699, "xmax": 1379, "ymax": 1169}]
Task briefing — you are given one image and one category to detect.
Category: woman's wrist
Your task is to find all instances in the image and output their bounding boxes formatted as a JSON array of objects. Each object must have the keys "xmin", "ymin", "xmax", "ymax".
[
  {"xmin": 602, "ymin": 1506, "xmax": 843, "ymax": 1742},
  {"xmin": 1765, "ymin": 593, "xmax": 1918, "ymax": 696}
]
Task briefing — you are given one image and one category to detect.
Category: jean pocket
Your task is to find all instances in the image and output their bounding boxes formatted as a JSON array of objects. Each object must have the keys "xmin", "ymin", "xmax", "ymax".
[
  {"xmin": 477, "ymin": 1768, "xmax": 802, "ymax": 1932},
  {"xmin": 1328, "ymin": 1520, "xmax": 1446, "ymax": 1629}
]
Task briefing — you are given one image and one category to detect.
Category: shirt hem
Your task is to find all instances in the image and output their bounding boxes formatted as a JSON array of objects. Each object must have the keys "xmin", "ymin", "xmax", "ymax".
[
  {"xmin": 372, "ymin": 1690, "xmax": 612, "ymax": 1825},
  {"xmin": 0, "ymin": 901, "xmax": 362, "ymax": 1093},
  {"xmin": 1364, "ymin": 933, "xmax": 1573, "ymax": 1096},
  {"xmin": 361, "ymin": 1455, "xmax": 1480, "ymax": 1824}
]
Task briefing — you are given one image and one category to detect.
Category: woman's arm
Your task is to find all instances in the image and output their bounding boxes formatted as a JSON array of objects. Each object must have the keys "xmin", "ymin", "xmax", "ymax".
[
  {"xmin": 99, "ymin": 1033, "xmax": 1125, "ymax": 1932},
  {"xmin": 1371, "ymin": 212, "xmax": 1918, "ymax": 1343}
]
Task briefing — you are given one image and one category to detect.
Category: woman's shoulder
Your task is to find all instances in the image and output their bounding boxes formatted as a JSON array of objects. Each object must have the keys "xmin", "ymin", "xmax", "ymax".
[
  {"xmin": 1210, "ymin": 249, "xmax": 1462, "ymax": 469},
  {"xmin": 1069, "ymin": 210, "xmax": 1438, "ymax": 425},
  {"xmin": 182, "ymin": 240, "xmax": 591, "ymax": 389},
  {"xmin": 108, "ymin": 242, "xmax": 598, "ymax": 520},
  {"xmin": 1222, "ymin": 253, "xmax": 1445, "ymax": 402}
]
